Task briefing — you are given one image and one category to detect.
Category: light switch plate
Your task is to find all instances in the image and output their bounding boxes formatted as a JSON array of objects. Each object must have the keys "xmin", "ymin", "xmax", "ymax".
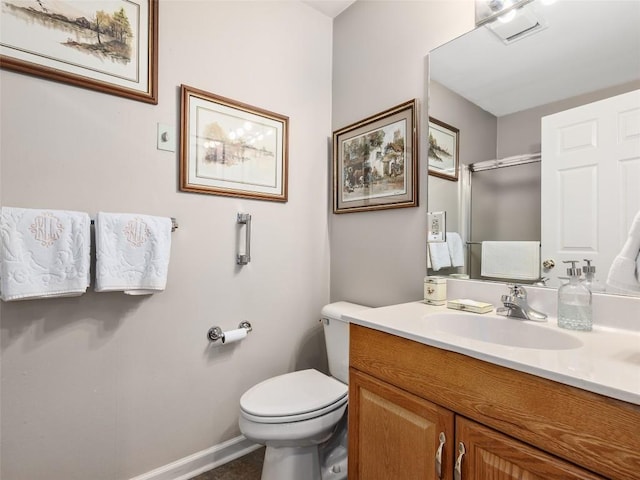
[{"xmin": 157, "ymin": 123, "xmax": 176, "ymax": 152}]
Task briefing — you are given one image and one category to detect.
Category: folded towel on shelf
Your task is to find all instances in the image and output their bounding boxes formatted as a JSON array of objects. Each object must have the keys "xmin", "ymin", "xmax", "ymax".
[
  {"xmin": 446, "ymin": 232, "xmax": 465, "ymax": 267},
  {"xmin": 428, "ymin": 242, "xmax": 451, "ymax": 271},
  {"xmin": 0, "ymin": 207, "xmax": 91, "ymax": 301},
  {"xmin": 95, "ymin": 212, "xmax": 172, "ymax": 295},
  {"xmin": 606, "ymin": 210, "xmax": 640, "ymax": 293},
  {"xmin": 481, "ymin": 241, "xmax": 540, "ymax": 280}
]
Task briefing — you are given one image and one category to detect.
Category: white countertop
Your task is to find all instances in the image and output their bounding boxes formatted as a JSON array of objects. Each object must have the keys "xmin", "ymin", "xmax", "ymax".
[{"xmin": 345, "ymin": 301, "xmax": 640, "ymax": 405}]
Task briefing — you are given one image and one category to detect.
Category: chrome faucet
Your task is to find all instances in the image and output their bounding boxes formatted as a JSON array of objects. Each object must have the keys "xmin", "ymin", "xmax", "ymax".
[{"xmin": 497, "ymin": 284, "xmax": 547, "ymax": 322}]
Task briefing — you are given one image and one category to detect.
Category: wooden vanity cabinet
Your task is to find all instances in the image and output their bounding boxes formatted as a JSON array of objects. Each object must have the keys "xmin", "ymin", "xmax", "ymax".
[{"xmin": 349, "ymin": 324, "xmax": 640, "ymax": 480}]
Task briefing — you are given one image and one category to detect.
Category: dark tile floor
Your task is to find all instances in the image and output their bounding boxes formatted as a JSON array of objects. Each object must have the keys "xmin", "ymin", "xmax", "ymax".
[{"xmin": 191, "ymin": 447, "xmax": 265, "ymax": 480}]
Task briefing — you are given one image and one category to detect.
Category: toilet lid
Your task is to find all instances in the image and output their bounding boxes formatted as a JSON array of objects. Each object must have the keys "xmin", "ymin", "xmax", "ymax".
[{"xmin": 240, "ymin": 369, "xmax": 348, "ymax": 419}]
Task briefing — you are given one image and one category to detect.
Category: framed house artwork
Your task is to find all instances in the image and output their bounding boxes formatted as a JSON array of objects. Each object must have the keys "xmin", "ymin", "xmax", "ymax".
[
  {"xmin": 333, "ymin": 99, "xmax": 418, "ymax": 213},
  {"xmin": 428, "ymin": 117, "xmax": 459, "ymax": 181},
  {"xmin": 0, "ymin": 0, "xmax": 158, "ymax": 104},
  {"xmin": 180, "ymin": 84, "xmax": 289, "ymax": 202}
]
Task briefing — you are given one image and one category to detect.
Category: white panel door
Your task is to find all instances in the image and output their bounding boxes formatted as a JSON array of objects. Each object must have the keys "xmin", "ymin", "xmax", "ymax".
[{"xmin": 541, "ymin": 89, "xmax": 640, "ymax": 287}]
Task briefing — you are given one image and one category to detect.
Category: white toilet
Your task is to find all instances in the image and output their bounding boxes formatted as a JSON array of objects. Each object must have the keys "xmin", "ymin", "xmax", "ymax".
[{"xmin": 238, "ymin": 302, "xmax": 369, "ymax": 480}]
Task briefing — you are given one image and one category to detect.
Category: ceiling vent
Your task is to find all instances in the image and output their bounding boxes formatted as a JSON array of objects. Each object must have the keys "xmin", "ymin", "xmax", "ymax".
[{"xmin": 485, "ymin": 8, "xmax": 547, "ymax": 45}]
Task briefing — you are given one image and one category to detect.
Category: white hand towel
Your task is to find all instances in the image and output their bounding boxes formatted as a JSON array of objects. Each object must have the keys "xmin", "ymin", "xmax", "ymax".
[
  {"xmin": 446, "ymin": 232, "xmax": 465, "ymax": 267},
  {"xmin": 606, "ymin": 210, "xmax": 640, "ymax": 293},
  {"xmin": 428, "ymin": 242, "xmax": 451, "ymax": 271},
  {"xmin": 95, "ymin": 212, "xmax": 172, "ymax": 295},
  {"xmin": 0, "ymin": 207, "xmax": 90, "ymax": 301},
  {"xmin": 481, "ymin": 241, "xmax": 540, "ymax": 280}
]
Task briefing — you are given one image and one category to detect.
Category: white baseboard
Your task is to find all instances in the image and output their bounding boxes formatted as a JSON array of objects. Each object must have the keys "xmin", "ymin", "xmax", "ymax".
[{"xmin": 130, "ymin": 435, "xmax": 261, "ymax": 480}]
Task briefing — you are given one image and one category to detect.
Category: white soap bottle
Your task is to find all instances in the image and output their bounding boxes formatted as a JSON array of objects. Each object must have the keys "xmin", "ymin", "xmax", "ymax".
[
  {"xmin": 581, "ymin": 259, "xmax": 605, "ymax": 293},
  {"xmin": 557, "ymin": 260, "xmax": 592, "ymax": 331}
]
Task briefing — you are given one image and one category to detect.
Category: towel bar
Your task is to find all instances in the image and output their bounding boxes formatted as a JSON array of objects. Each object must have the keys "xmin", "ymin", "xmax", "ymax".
[{"xmin": 90, "ymin": 217, "xmax": 178, "ymax": 232}]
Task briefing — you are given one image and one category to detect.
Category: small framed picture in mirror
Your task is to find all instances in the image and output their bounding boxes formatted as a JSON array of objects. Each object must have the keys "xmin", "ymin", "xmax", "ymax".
[{"xmin": 428, "ymin": 117, "xmax": 459, "ymax": 182}]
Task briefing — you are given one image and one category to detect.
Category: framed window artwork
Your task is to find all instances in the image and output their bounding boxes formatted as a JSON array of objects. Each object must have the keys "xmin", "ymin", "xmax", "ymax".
[{"xmin": 180, "ymin": 84, "xmax": 288, "ymax": 202}]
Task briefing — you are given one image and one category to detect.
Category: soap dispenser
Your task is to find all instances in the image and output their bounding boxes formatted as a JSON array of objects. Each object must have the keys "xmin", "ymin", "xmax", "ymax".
[
  {"xmin": 557, "ymin": 260, "xmax": 592, "ymax": 331},
  {"xmin": 581, "ymin": 259, "xmax": 605, "ymax": 293}
]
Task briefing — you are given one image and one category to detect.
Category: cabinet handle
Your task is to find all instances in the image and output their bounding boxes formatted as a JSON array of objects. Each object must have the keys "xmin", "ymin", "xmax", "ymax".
[
  {"xmin": 435, "ymin": 431, "xmax": 446, "ymax": 479},
  {"xmin": 454, "ymin": 442, "xmax": 466, "ymax": 480}
]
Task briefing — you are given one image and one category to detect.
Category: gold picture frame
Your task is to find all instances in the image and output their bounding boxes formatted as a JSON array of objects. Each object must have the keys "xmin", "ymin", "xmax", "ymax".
[
  {"xmin": 0, "ymin": 0, "xmax": 158, "ymax": 104},
  {"xmin": 428, "ymin": 117, "xmax": 459, "ymax": 182},
  {"xmin": 333, "ymin": 99, "xmax": 418, "ymax": 213},
  {"xmin": 180, "ymin": 85, "xmax": 289, "ymax": 202}
]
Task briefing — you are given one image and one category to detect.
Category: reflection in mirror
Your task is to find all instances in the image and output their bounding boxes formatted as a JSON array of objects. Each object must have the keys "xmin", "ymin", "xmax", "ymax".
[
  {"xmin": 474, "ymin": 0, "xmax": 532, "ymax": 26},
  {"xmin": 427, "ymin": 0, "xmax": 640, "ymax": 296}
]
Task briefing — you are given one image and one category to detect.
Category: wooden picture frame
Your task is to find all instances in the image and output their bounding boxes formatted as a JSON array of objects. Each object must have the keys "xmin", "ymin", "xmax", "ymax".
[
  {"xmin": 0, "ymin": 0, "xmax": 158, "ymax": 104},
  {"xmin": 333, "ymin": 99, "xmax": 418, "ymax": 213},
  {"xmin": 428, "ymin": 117, "xmax": 459, "ymax": 182},
  {"xmin": 180, "ymin": 84, "xmax": 289, "ymax": 202}
]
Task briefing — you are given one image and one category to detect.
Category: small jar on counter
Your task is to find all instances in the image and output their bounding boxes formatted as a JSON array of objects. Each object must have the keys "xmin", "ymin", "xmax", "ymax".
[{"xmin": 424, "ymin": 276, "xmax": 447, "ymax": 305}]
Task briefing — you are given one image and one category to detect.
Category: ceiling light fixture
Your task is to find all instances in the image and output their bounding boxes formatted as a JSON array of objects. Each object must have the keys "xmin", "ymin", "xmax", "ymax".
[
  {"xmin": 498, "ymin": 8, "xmax": 518, "ymax": 23},
  {"xmin": 475, "ymin": 0, "xmax": 533, "ymax": 26}
]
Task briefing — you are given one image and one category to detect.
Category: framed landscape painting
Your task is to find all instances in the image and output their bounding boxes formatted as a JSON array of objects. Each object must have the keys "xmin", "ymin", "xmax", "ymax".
[
  {"xmin": 180, "ymin": 84, "xmax": 289, "ymax": 202},
  {"xmin": 0, "ymin": 0, "xmax": 158, "ymax": 104},
  {"xmin": 333, "ymin": 99, "xmax": 418, "ymax": 213},
  {"xmin": 428, "ymin": 117, "xmax": 459, "ymax": 181}
]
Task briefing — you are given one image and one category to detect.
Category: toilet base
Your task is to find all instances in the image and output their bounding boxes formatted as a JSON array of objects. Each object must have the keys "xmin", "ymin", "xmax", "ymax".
[
  {"xmin": 319, "ymin": 411, "xmax": 348, "ymax": 480},
  {"xmin": 261, "ymin": 444, "xmax": 320, "ymax": 480},
  {"xmin": 258, "ymin": 411, "xmax": 348, "ymax": 480}
]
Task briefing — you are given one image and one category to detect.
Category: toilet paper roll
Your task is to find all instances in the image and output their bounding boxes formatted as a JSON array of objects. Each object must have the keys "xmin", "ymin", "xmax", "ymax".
[{"xmin": 222, "ymin": 328, "xmax": 247, "ymax": 344}]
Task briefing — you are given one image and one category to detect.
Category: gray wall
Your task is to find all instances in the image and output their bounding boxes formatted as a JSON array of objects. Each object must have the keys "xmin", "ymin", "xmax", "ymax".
[
  {"xmin": 331, "ymin": 0, "xmax": 475, "ymax": 306},
  {"xmin": 497, "ymin": 80, "xmax": 640, "ymax": 158},
  {"xmin": 0, "ymin": 2, "xmax": 332, "ymax": 478},
  {"xmin": 471, "ymin": 163, "xmax": 541, "ymax": 242}
]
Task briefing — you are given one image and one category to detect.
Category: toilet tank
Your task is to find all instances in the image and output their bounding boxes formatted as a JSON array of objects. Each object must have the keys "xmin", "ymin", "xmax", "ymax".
[{"xmin": 321, "ymin": 302, "xmax": 370, "ymax": 384}]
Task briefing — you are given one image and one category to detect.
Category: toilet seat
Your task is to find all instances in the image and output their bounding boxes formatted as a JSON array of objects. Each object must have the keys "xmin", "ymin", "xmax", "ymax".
[{"xmin": 240, "ymin": 369, "xmax": 348, "ymax": 424}]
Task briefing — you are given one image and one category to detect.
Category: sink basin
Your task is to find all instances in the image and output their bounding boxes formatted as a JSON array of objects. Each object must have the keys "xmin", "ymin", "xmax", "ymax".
[{"xmin": 424, "ymin": 312, "xmax": 582, "ymax": 350}]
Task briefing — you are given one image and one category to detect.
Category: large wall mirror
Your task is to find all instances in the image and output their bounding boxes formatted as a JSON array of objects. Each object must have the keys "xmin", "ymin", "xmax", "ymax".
[{"xmin": 427, "ymin": 0, "xmax": 640, "ymax": 296}]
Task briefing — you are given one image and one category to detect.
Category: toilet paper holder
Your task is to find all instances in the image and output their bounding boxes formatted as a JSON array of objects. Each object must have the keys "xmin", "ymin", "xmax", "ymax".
[{"xmin": 207, "ymin": 321, "xmax": 253, "ymax": 343}]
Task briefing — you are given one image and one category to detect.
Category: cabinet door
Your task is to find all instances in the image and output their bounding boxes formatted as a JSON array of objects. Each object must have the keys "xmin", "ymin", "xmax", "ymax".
[
  {"xmin": 455, "ymin": 417, "xmax": 605, "ymax": 480},
  {"xmin": 349, "ymin": 368, "xmax": 455, "ymax": 480}
]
